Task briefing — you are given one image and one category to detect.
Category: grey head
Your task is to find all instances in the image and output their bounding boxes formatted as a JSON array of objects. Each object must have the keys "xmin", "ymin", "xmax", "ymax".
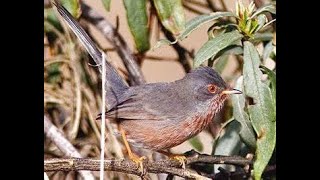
[{"xmin": 177, "ymin": 66, "xmax": 230, "ymax": 103}]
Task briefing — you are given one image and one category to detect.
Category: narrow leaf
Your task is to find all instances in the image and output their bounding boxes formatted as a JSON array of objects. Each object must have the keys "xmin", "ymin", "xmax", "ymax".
[
  {"xmin": 256, "ymin": 14, "xmax": 267, "ymax": 32},
  {"xmin": 61, "ymin": 0, "xmax": 81, "ymax": 18},
  {"xmin": 123, "ymin": 0, "xmax": 150, "ymax": 52},
  {"xmin": 102, "ymin": 0, "xmax": 111, "ymax": 12},
  {"xmin": 243, "ymin": 41, "xmax": 276, "ymax": 180},
  {"xmin": 188, "ymin": 136, "xmax": 203, "ymax": 152},
  {"xmin": 253, "ymin": 32, "xmax": 273, "ymax": 41},
  {"xmin": 45, "ymin": 8, "xmax": 63, "ymax": 32},
  {"xmin": 151, "ymin": 38, "xmax": 177, "ymax": 51},
  {"xmin": 232, "ymin": 76, "xmax": 256, "ymax": 149},
  {"xmin": 213, "ymin": 55, "xmax": 228, "ymax": 73},
  {"xmin": 260, "ymin": 66, "xmax": 276, "ymax": 100},
  {"xmin": 194, "ymin": 30, "xmax": 243, "ymax": 67},
  {"xmin": 153, "ymin": 0, "xmax": 185, "ymax": 35},
  {"xmin": 251, "ymin": 3, "xmax": 276, "ymax": 18},
  {"xmin": 262, "ymin": 41, "xmax": 275, "ymax": 61},
  {"xmin": 213, "ymin": 45, "xmax": 243, "ymax": 60},
  {"xmin": 178, "ymin": 12, "xmax": 235, "ymax": 41},
  {"xmin": 213, "ymin": 120, "xmax": 243, "ymax": 173}
]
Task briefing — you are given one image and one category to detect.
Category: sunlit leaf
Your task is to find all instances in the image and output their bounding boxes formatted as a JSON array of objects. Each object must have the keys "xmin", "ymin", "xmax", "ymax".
[
  {"xmin": 243, "ymin": 41, "xmax": 276, "ymax": 180},
  {"xmin": 260, "ymin": 66, "xmax": 276, "ymax": 100},
  {"xmin": 153, "ymin": 0, "xmax": 185, "ymax": 35},
  {"xmin": 61, "ymin": 0, "xmax": 81, "ymax": 18},
  {"xmin": 232, "ymin": 76, "xmax": 256, "ymax": 149},
  {"xmin": 178, "ymin": 12, "xmax": 235, "ymax": 41},
  {"xmin": 151, "ymin": 38, "xmax": 176, "ymax": 51},
  {"xmin": 123, "ymin": 0, "xmax": 150, "ymax": 52},
  {"xmin": 194, "ymin": 30, "xmax": 243, "ymax": 67},
  {"xmin": 251, "ymin": 3, "xmax": 276, "ymax": 18},
  {"xmin": 263, "ymin": 41, "xmax": 275, "ymax": 61}
]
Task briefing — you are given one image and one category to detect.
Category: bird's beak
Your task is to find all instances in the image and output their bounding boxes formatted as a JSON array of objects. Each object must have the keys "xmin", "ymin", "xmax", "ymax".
[{"xmin": 222, "ymin": 88, "xmax": 242, "ymax": 95}]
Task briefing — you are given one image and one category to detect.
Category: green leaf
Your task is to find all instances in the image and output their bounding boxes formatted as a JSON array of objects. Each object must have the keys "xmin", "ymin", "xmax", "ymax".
[
  {"xmin": 210, "ymin": 45, "xmax": 242, "ymax": 70},
  {"xmin": 194, "ymin": 30, "xmax": 243, "ymax": 67},
  {"xmin": 102, "ymin": 0, "xmax": 111, "ymax": 12},
  {"xmin": 177, "ymin": 12, "xmax": 235, "ymax": 41},
  {"xmin": 61, "ymin": 0, "xmax": 81, "ymax": 18},
  {"xmin": 213, "ymin": 55, "xmax": 228, "ymax": 73},
  {"xmin": 255, "ymin": 14, "xmax": 267, "ymax": 32},
  {"xmin": 45, "ymin": 8, "xmax": 63, "ymax": 32},
  {"xmin": 260, "ymin": 66, "xmax": 276, "ymax": 101},
  {"xmin": 253, "ymin": 32, "xmax": 273, "ymax": 41},
  {"xmin": 212, "ymin": 120, "xmax": 243, "ymax": 173},
  {"xmin": 243, "ymin": 41, "xmax": 276, "ymax": 180},
  {"xmin": 188, "ymin": 136, "xmax": 203, "ymax": 152},
  {"xmin": 153, "ymin": 0, "xmax": 185, "ymax": 35},
  {"xmin": 151, "ymin": 38, "xmax": 177, "ymax": 51},
  {"xmin": 232, "ymin": 76, "xmax": 256, "ymax": 149},
  {"xmin": 123, "ymin": 0, "xmax": 150, "ymax": 52},
  {"xmin": 262, "ymin": 41, "xmax": 275, "ymax": 61},
  {"xmin": 214, "ymin": 45, "xmax": 243, "ymax": 60},
  {"xmin": 251, "ymin": 3, "xmax": 276, "ymax": 18}
]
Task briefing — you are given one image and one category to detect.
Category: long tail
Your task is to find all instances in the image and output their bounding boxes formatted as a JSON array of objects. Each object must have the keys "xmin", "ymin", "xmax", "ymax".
[{"xmin": 52, "ymin": 1, "xmax": 128, "ymax": 108}]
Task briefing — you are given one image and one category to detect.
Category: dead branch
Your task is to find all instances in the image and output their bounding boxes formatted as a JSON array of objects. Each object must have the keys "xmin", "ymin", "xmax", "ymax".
[
  {"xmin": 44, "ymin": 115, "xmax": 95, "ymax": 179},
  {"xmin": 44, "ymin": 151, "xmax": 251, "ymax": 179}
]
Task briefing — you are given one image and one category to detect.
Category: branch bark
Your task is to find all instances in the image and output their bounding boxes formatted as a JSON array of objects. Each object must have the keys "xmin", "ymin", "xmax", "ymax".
[
  {"xmin": 44, "ymin": 151, "xmax": 251, "ymax": 179},
  {"xmin": 81, "ymin": 3, "xmax": 145, "ymax": 86},
  {"xmin": 44, "ymin": 115, "xmax": 95, "ymax": 180}
]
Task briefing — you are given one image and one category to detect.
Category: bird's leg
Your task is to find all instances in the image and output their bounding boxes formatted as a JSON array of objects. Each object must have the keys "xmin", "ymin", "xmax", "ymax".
[
  {"xmin": 120, "ymin": 127, "xmax": 146, "ymax": 172},
  {"xmin": 158, "ymin": 150, "xmax": 187, "ymax": 169}
]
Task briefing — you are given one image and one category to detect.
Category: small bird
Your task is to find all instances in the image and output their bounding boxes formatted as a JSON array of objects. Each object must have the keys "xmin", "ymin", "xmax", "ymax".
[{"xmin": 53, "ymin": 2, "xmax": 242, "ymax": 169}]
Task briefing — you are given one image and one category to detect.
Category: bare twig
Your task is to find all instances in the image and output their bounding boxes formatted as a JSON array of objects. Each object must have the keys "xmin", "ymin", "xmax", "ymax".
[
  {"xmin": 44, "ymin": 153, "xmax": 251, "ymax": 179},
  {"xmin": 206, "ymin": 0, "xmax": 223, "ymax": 12},
  {"xmin": 44, "ymin": 115, "xmax": 95, "ymax": 180},
  {"xmin": 81, "ymin": 3, "xmax": 145, "ymax": 86},
  {"xmin": 149, "ymin": 0, "xmax": 192, "ymax": 73},
  {"xmin": 161, "ymin": 26, "xmax": 192, "ymax": 73},
  {"xmin": 183, "ymin": 2, "xmax": 207, "ymax": 15}
]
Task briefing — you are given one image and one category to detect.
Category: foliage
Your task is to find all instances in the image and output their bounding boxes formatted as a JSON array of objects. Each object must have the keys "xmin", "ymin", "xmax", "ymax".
[{"xmin": 44, "ymin": 0, "xmax": 276, "ymax": 179}]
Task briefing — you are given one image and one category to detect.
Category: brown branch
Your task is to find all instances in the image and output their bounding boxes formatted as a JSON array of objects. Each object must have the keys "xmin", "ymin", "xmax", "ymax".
[
  {"xmin": 44, "ymin": 151, "xmax": 251, "ymax": 179},
  {"xmin": 80, "ymin": 3, "xmax": 145, "ymax": 86},
  {"xmin": 44, "ymin": 115, "xmax": 95, "ymax": 179}
]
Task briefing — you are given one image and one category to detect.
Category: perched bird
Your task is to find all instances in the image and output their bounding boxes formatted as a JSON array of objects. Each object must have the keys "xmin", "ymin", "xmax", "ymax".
[{"xmin": 53, "ymin": 2, "xmax": 241, "ymax": 169}]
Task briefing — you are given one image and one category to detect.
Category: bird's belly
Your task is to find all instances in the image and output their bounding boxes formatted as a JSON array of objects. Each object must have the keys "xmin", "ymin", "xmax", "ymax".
[{"xmin": 120, "ymin": 114, "xmax": 213, "ymax": 151}]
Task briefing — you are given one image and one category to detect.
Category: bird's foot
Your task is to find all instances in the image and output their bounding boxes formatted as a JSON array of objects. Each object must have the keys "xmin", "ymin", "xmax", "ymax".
[
  {"xmin": 169, "ymin": 154, "xmax": 187, "ymax": 169},
  {"xmin": 129, "ymin": 153, "xmax": 147, "ymax": 173},
  {"xmin": 158, "ymin": 150, "xmax": 187, "ymax": 169}
]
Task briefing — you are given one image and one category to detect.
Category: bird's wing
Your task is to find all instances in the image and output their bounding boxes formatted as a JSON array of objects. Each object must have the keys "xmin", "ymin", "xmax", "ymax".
[{"xmin": 103, "ymin": 83, "xmax": 194, "ymax": 121}]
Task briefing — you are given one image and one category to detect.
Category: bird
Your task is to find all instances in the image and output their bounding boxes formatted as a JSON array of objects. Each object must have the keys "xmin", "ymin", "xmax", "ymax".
[{"xmin": 53, "ymin": 1, "xmax": 242, "ymax": 170}]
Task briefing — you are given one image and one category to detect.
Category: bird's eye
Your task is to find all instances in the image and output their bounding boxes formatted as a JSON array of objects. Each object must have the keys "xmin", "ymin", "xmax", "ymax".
[{"xmin": 207, "ymin": 84, "xmax": 217, "ymax": 93}]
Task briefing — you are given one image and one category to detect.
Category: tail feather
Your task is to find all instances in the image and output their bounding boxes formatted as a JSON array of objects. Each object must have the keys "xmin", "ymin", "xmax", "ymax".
[{"xmin": 53, "ymin": 2, "xmax": 128, "ymax": 109}]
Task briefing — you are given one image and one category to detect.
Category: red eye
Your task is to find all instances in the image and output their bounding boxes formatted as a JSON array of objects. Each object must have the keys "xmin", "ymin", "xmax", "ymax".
[{"xmin": 207, "ymin": 84, "xmax": 217, "ymax": 93}]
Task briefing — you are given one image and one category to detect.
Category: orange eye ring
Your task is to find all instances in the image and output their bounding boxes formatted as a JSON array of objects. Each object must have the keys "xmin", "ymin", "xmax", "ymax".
[{"xmin": 207, "ymin": 84, "xmax": 217, "ymax": 93}]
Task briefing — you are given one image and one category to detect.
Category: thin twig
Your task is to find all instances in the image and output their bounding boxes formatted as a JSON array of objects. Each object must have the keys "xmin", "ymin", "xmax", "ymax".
[
  {"xmin": 44, "ymin": 115, "xmax": 95, "ymax": 180},
  {"xmin": 183, "ymin": 2, "xmax": 207, "ymax": 15},
  {"xmin": 81, "ymin": 3, "xmax": 145, "ymax": 86},
  {"xmin": 149, "ymin": 0, "xmax": 192, "ymax": 73},
  {"xmin": 44, "ymin": 153, "xmax": 251, "ymax": 179},
  {"xmin": 206, "ymin": 0, "xmax": 223, "ymax": 12},
  {"xmin": 185, "ymin": 0, "xmax": 211, "ymax": 9},
  {"xmin": 161, "ymin": 26, "xmax": 192, "ymax": 73}
]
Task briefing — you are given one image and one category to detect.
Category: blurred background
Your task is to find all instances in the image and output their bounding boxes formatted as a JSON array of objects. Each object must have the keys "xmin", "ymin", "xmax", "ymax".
[{"xmin": 44, "ymin": 0, "xmax": 275, "ymax": 179}]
